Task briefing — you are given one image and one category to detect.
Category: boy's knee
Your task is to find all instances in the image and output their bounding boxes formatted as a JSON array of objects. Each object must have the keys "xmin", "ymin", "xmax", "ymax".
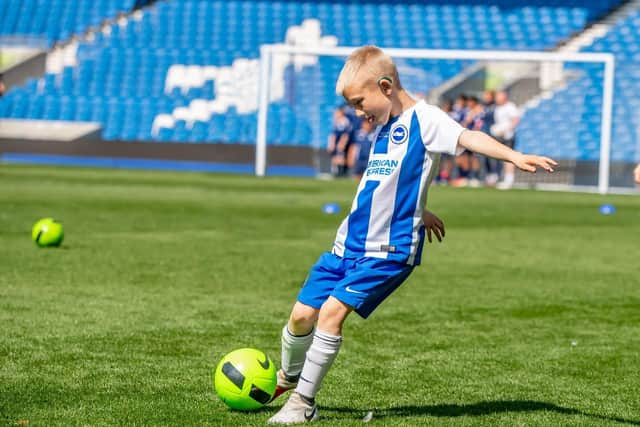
[
  {"xmin": 317, "ymin": 297, "xmax": 353, "ymax": 335},
  {"xmin": 288, "ymin": 302, "xmax": 318, "ymax": 335}
]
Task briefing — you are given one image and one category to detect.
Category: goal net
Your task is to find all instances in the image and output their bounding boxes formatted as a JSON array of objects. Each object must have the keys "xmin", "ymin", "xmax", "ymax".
[{"xmin": 256, "ymin": 45, "xmax": 621, "ymax": 194}]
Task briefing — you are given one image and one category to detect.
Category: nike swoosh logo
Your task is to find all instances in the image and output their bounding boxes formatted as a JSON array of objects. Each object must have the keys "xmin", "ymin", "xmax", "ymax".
[
  {"xmin": 257, "ymin": 352, "xmax": 270, "ymax": 370},
  {"xmin": 345, "ymin": 286, "xmax": 365, "ymax": 294},
  {"xmin": 304, "ymin": 407, "xmax": 317, "ymax": 421}
]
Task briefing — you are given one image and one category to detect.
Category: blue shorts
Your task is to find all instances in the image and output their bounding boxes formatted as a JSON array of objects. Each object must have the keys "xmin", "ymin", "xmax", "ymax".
[{"xmin": 297, "ymin": 252, "xmax": 414, "ymax": 319}]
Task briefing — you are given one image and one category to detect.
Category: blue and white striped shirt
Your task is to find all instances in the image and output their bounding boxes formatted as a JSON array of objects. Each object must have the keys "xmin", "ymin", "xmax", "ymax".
[{"xmin": 332, "ymin": 100, "xmax": 464, "ymax": 265}]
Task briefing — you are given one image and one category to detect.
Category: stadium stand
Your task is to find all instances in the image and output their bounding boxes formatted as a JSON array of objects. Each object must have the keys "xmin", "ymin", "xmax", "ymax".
[
  {"xmin": 0, "ymin": 0, "xmax": 635, "ymax": 165},
  {"xmin": 517, "ymin": 7, "xmax": 640, "ymax": 162},
  {"xmin": 0, "ymin": 0, "xmax": 139, "ymax": 47}
]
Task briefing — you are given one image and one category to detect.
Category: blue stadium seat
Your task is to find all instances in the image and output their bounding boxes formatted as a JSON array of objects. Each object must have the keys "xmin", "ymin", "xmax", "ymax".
[
  {"xmin": 4, "ymin": 0, "xmax": 634, "ymax": 158},
  {"xmin": 518, "ymin": 7, "xmax": 640, "ymax": 162},
  {"xmin": 0, "ymin": 0, "xmax": 136, "ymax": 47}
]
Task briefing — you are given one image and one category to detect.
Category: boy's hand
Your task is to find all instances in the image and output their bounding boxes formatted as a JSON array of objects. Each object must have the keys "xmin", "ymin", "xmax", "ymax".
[
  {"xmin": 423, "ymin": 210, "xmax": 445, "ymax": 243},
  {"xmin": 512, "ymin": 153, "xmax": 558, "ymax": 173},
  {"xmin": 634, "ymin": 163, "xmax": 640, "ymax": 184}
]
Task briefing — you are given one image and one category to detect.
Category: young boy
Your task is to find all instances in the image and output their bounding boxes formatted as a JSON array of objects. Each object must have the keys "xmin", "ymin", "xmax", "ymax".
[{"xmin": 267, "ymin": 46, "xmax": 557, "ymax": 425}]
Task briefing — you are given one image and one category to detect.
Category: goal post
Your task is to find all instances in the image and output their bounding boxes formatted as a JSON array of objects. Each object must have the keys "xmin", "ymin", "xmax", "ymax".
[{"xmin": 256, "ymin": 45, "xmax": 615, "ymax": 194}]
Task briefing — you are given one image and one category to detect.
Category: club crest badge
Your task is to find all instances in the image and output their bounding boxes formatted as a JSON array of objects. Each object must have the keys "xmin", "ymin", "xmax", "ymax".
[{"xmin": 390, "ymin": 124, "xmax": 408, "ymax": 144}]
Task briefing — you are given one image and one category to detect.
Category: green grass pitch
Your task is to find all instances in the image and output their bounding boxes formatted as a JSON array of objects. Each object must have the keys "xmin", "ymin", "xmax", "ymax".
[{"xmin": 1, "ymin": 164, "xmax": 639, "ymax": 426}]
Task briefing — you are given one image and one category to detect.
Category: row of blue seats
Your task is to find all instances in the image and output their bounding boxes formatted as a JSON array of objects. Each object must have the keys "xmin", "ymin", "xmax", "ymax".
[
  {"xmin": 151, "ymin": 0, "xmax": 619, "ymax": 18},
  {"xmin": 1, "ymin": 0, "xmax": 629, "ymax": 155},
  {"xmin": 120, "ymin": 15, "xmax": 584, "ymax": 27},
  {"xmin": 0, "ymin": 0, "xmax": 136, "ymax": 45},
  {"xmin": 518, "ymin": 3, "xmax": 640, "ymax": 161},
  {"xmin": 517, "ymin": 3, "xmax": 640, "ymax": 162},
  {"xmin": 518, "ymin": 83, "xmax": 638, "ymax": 161},
  {"xmin": 105, "ymin": 29, "xmax": 574, "ymax": 41},
  {"xmin": 150, "ymin": 120, "xmax": 312, "ymax": 145},
  {"xmin": 517, "ymin": 126, "xmax": 636, "ymax": 152},
  {"xmin": 0, "ymin": 91, "xmax": 317, "ymax": 123},
  {"xmin": 104, "ymin": 36, "xmax": 573, "ymax": 50},
  {"xmin": 518, "ymin": 108, "xmax": 636, "ymax": 124},
  {"xmin": 136, "ymin": 12, "xmax": 589, "ymax": 23}
]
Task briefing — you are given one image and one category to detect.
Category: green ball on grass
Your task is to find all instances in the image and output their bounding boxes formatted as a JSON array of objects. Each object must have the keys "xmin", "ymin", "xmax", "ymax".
[{"xmin": 32, "ymin": 218, "xmax": 64, "ymax": 247}]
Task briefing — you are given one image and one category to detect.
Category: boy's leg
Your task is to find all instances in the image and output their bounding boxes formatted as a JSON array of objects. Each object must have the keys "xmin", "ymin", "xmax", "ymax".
[
  {"xmin": 268, "ymin": 297, "xmax": 351, "ymax": 424},
  {"xmin": 269, "ymin": 258, "xmax": 413, "ymax": 423},
  {"xmin": 270, "ymin": 303, "xmax": 318, "ymax": 403},
  {"xmin": 295, "ymin": 296, "xmax": 350, "ymax": 399},
  {"xmin": 280, "ymin": 302, "xmax": 318, "ymax": 380},
  {"xmin": 272, "ymin": 252, "xmax": 346, "ymax": 405},
  {"xmin": 294, "ymin": 257, "xmax": 412, "ymax": 400}
]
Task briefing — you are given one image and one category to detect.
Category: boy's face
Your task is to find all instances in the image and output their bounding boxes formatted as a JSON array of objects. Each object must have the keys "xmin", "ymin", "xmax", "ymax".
[{"xmin": 343, "ymin": 77, "xmax": 393, "ymax": 126}]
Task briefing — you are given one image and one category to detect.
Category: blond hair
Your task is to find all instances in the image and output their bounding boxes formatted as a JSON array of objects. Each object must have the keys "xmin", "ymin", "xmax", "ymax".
[{"xmin": 335, "ymin": 45, "xmax": 401, "ymax": 96}]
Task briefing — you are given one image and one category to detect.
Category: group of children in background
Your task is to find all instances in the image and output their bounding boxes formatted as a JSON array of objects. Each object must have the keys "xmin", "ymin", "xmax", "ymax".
[
  {"xmin": 328, "ymin": 89, "xmax": 521, "ymax": 189},
  {"xmin": 326, "ymin": 104, "xmax": 374, "ymax": 180},
  {"xmin": 440, "ymin": 90, "xmax": 521, "ymax": 188}
]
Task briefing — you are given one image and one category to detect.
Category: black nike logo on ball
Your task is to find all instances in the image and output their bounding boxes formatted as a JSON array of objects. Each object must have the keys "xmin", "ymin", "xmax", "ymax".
[{"xmin": 258, "ymin": 352, "xmax": 270, "ymax": 370}]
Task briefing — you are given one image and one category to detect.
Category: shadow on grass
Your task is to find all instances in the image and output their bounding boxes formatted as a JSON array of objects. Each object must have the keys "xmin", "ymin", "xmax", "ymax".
[{"xmin": 323, "ymin": 400, "xmax": 640, "ymax": 425}]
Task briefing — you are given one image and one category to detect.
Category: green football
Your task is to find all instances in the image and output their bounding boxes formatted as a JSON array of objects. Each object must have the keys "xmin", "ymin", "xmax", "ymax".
[
  {"xmin": 32, "ymin": 218, "xmax": 64, "ymax": 247},
  {"xmin": 214, "ymin": 348, "xmax": 277, "ymax": 411}
]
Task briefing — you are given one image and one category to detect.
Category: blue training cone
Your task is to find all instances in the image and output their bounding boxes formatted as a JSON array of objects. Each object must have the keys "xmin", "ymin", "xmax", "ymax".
[
  {"xmin": 599, "ymin": 204, "xmax": 616, "ymax": 215},
  {"xmin": 322, "ymin": 203, "xmax": 341, "ymax": 215}
]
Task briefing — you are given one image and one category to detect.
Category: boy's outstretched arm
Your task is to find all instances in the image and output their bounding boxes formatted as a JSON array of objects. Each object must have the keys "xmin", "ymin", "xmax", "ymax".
[{"xmin": 458, "ymin": 130, "xmax": 557, "ymax": 173}]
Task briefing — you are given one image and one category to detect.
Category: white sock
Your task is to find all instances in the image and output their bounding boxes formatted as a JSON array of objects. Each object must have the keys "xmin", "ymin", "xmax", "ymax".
[
  {"xmin": 281, "ymin": 325, "xmax": 314, "ymax": 379},
  {"xmin": 295, "ymin": 329, "xmax": 342, "ymax": 399}
]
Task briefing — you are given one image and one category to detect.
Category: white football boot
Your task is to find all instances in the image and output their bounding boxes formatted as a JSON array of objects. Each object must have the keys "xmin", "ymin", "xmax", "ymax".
[{"xmin": 267, "ymin": 392, "xmax": 319, "ymax": 425}]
